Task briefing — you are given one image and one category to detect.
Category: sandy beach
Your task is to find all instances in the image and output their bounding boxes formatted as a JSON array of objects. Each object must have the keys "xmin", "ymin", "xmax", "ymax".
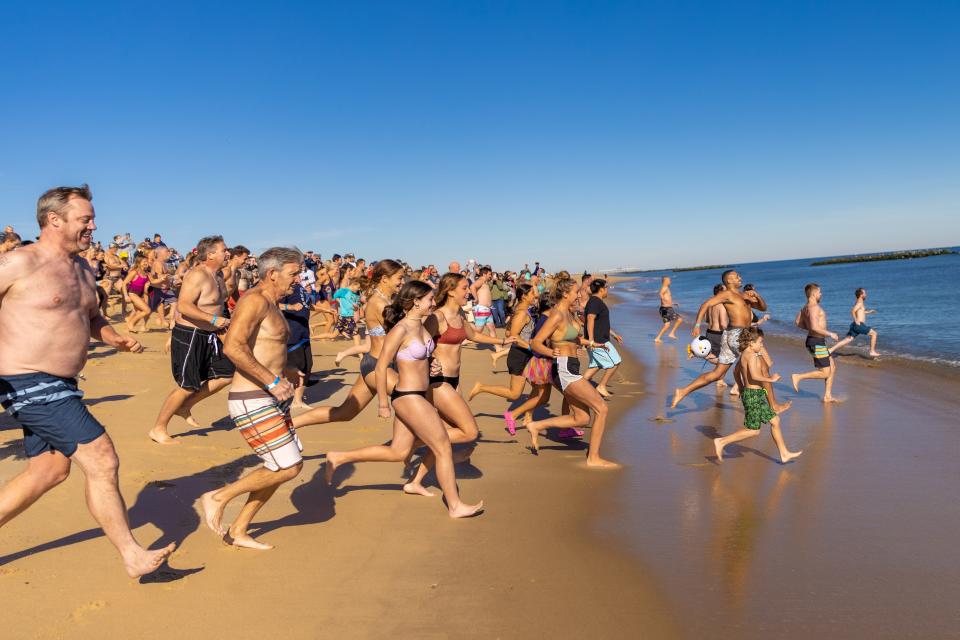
[
  {"xmin": 3, "ymin": 279, "xmax": 959, "ymax": 639},
  {"xmin": 0, "ymin": 306, "xmax": 677, "ymax": 640}
]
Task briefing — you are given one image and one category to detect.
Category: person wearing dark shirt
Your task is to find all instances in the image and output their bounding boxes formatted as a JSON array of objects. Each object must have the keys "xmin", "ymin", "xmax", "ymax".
[
  {"xmin": 280, "ymin": 282, "xmax": 314, "ymax": 408},
  {"xmin": 582, "ymin": 279, "xmax": 624, "ymax": 398}
]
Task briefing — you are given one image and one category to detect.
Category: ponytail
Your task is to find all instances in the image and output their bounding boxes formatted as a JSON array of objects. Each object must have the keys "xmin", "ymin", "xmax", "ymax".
[{"xmin": 383, "ymin": 280, "xmax": 433, "ymax": 331}]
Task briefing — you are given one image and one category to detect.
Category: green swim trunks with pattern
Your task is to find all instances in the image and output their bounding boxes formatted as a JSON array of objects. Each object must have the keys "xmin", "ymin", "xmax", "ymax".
[{"xmin": 741, "ymin": 387, "xmax": 776, "ymax": 430}]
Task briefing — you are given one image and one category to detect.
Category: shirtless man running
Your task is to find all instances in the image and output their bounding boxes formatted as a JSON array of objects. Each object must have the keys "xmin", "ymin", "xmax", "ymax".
[
  {"xmin": 654, "ymin": 276, "xmax": 683, "ymax": 342},
  {"xmin": 148, "ymin": 235, "xmax": 235, "ymax": 443},
  {"xmin": 102, "ymin": 242, "xmax": 125, "ymax": 315},
  {"xmin": 200, "ymin": 247, "xmax": 304, "ymax": 549},
  {"xmin": 671, "ymin": 270, "xmax": 767, "ymax": 408},
  {"xmin": 792, "ymin": 283, "xmax": 840, "ymax": 402},
  {"xmin": 0, "ymin": 185, "xmax": 174, "ymax": 577},
  {"xmin": 829, "ymin": 287, "xmax": 880, "ymax": 358},
  {"xmin": 470, "ymin": 266, "xmax": 499, "ymax": 341}
]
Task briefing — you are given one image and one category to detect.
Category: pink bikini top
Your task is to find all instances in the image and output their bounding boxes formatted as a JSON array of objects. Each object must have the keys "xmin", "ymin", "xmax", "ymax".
[{"xmin": 396, "ymin": 337, "xmax": 435, "ymax": 362}]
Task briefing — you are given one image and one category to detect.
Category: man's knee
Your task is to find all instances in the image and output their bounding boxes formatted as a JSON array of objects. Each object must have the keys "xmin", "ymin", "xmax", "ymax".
[
  {"xmin": 30, "ymin": 454, "xmax": 72, "ymax": 488},
  {"xmin": 277, "ymin": 462, "xmax": 303, "ymax": 481}
]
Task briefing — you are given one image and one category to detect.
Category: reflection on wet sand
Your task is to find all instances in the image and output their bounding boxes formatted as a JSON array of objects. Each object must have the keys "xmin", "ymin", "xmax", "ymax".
[{"xmin": 596, "ymin": 300, "xmax": 960, "ymax": 639}]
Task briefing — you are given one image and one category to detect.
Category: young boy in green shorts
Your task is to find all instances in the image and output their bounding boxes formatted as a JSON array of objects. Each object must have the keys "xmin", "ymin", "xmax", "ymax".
[{"xmin": 714, "ymin": 327, "xmax": 803, "ymax": 464}]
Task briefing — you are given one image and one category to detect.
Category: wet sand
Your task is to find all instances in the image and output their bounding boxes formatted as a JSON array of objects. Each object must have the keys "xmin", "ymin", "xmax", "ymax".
[
  {"xmin": 591, "ymin": 291, "xmax": 960, "ymax": 639},
  {"xmin": 0, "ymin": 316, "xmax": 677, "ymax": 639}
]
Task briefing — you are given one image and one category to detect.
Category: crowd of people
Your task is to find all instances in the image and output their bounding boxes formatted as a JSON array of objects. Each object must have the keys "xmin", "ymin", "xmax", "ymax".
[{"xmin": 0, "ymin": 184, "xmax": 882, "ymax": 578}]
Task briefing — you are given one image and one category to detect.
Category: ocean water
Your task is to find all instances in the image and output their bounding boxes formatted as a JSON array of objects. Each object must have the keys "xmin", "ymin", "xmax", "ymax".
[{"xmin": 614, "ymin": 248, "xmax": 960, "ymax": 368}]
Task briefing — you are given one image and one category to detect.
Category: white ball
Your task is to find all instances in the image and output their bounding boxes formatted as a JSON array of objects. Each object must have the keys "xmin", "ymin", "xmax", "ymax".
[{"xmin": 690, "ymin": 336, "xmax": 712, "ymax": 358}]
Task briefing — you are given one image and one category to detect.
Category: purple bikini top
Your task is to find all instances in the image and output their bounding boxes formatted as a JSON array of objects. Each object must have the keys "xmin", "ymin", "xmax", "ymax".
[{"xmin": 396, "ymin": 337, "xmax": 435, "ymax": 362}]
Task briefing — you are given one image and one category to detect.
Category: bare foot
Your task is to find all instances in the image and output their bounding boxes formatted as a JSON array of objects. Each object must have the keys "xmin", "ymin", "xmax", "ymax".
[
  {"xmin": 654, "ymin": 337, "xmax": 662, "ymax": 343},
  {"xmin": 526, "ymin": 422, "xmax": 541, "ymax": 453},
  {"xmin": 520, "ymin": 412, "xmax": 532, "ymax": 427},
  {"xmin": 148, "ymin": 427, "xmax": 179, "ymax": 445},
  {"xmin": 716, "ymin": 380, "xmax": 728, "ymax": 389},
  {"xmin": 163, "ymin": 338, "xmax": 172, "ymax": 354},
  {"xmin": 869, "ymin": 351, "xmax": 880, "ymax": 358},
  {"xmin": 402, "ymin": 482, "xmax": 435, "ymax": 497},
  {"xmin": 468, "ymin": 382, "xmax": 482, "ymax": 401},
  {"xmin": 596, "ymin": 386, "xmax": 611, "ymax": 398},
  {"xmin": 667, "ymin": 333, "xmax": 678, "ymax": 340},
  {"xmin": 124, "ymin": 543, "xmax": 176, "ymax": 578},
  {"xmin": 780, "ymin": 450, "xmax": 803, "ymax": 463},
  {"xmin": 774, "ymin": 400, "xmax": 793, "ymax": 414},
  {"xmin": 670, "ymin": 388, "xmax": 682, "ymax": 409},
  {"xmin": 823, "ymin": 395, "xmax": 840, "ymax": 403},
  {"xmin": 714, "ymin": 438, "xmax": 725, "ymax": 462},
  {"xmin": 199, "ymin": 490, "xmax": 226, "ymax": 536},
  {"xmin": 291, "ymin": 401, "xmax": 312, "ymax": 409},
  {"xmin": 227, "ymin": 532, "xmax": 274, "ymax": 550},
  {"xmin": 729, "ymin": 387, "xmax": 740, "ymax": 397},
  {"xmin": 586, "ymin": 457, "xmax": 622, "ymax": 468},
  {"xmin": 174, "ymin": 409, "xmax": 201, "ymax": 429},
  {"xmin": 448, "ymin": 501, "xmax": 484, "ymax": 518},
  {"xmin": 334, "ymin": 352, "xmax": 344, "ymax": 367},
  {"xmin": 791, "ymin": 374, "xmax": 800, "ymax": 392},
  {"xmin": 489, "ymin": 352, "xmax": 498, "ymax": 370},
  {"xmin": 323, "ymin": 454, "xmax": 343, "ymax": 484}
]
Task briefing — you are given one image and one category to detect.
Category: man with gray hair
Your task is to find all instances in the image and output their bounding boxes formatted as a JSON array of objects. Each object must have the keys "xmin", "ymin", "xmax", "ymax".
[
  {"xmin": 200, "ymin": 247, "xmax": 305, "ymax": 549},
  {"xmin": 149, "ymin": 235, "xmax": 234, "ymax": 444},
  {"xmin": 0, "ymin": 184, "xmax": 174, "ymax": 577}
]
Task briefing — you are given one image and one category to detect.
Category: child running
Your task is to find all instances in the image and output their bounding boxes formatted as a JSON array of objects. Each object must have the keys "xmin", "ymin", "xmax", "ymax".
[{"xmin": 714, "ymin": 328, "xmax": 802, "ymax": 464}]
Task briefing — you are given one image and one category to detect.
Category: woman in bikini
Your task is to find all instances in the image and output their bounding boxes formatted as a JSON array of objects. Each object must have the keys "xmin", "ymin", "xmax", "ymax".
[
  {"xmin": 526, "ymin": 274, "xmax": 620, "ymax": 468},
  {"xmin": 402, "ymin": 273, "xmax": 517, "ymax": 494},
  {"xmin": 323, "ymin": 281, "xmax": 483, "ymax": 518},
  {"xmin": 467, "ymin": 283, "xmax": 539, "ymax": 434},
  {"xmin": 292, "ymin": 259, "xmax": 404, "ymax": 430},
  {"xmin": 121, "ymin": 254, "xmax": 153, "ymax": 333}
]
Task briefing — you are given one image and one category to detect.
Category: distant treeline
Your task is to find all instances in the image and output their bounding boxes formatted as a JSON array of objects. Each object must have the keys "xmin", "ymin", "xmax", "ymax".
[
  {"xmin": 811, "ymin": 248, "xmax": 956, "ymax": 266},
  {"xmin": 671, "ymin": 264, "xmax": 731, "ymax": 272}
]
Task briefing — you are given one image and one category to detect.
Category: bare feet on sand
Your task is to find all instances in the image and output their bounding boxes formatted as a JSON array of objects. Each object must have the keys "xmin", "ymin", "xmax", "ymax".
[
  {"xmin": 334, "ymin": 352, "xmax": 345, "ymax": 367},
  {"xmin": 714, "ymin": 438, "xmax": 724, "ymax": 462},
  {"xmin": 654, "ymin": 337, "xmax": 662, "ymax": 344},
  {"xmin": 716, "ymin": 380, "xmax": 728, "ymax": 389},
  {"xmin": 323, "ymin": 454, "xmax": 343, "ymax": 484},
  {"xmin": 174, "ymin": 408, "xmax": 201, "ymax": 429},
  {"xmin": 780, "ymin": 450, "xmax": 803, "ymax": 463},
  {"xmin": 869, "ymin": 351, "xmax": 881, "ymax": 358},
  {"xmin": 148, "ymin": 426, "xmax": 179, "ymax": 445},
  {"xmin": 226, "ymin": 532, "xmax": 274, "ymax": 550},
  {"xmin": 823, "ymin": 395, "xmax": 840, "ymax": 403},
  {"xmin": 124, "ymin": 543, "xmax": 176, "ymax": 578},
  {"xmin": 199, "ymin": 490, "xmax": 226, "ymax": 536},
  {"xmin": 586, "ymin": 456, "xmax": 621, "ymax": 469},
  {"xmin": 596, "ymin": 385, "xmax": 611, "ymax": 398},
  {"xmin": 667, "ymin": 333, "xmax": 677, "ymax": 340},
  {"xmin": 774, "ymin": 400, "xmax": 793, "ymax": 414},
  {"xmin": 291, "ymin": 401, "xmax": 312, "ymax": 409},
  {"xmin": 402, "ymin": 482, "xmax": 435, "ymax": 497},
  {"xmin": 670, "ymin": 388, "xmax": 682, "ymax": 409},
  {"xmin": 525, "ymin": 422, "xmax": 541, "ymax": 453},
  {"xmin": 468, "ymin": 382, "xmax": 482, "ymax": 401},
  {"xmin": 791, "ymin": 374, "xmax": 800, "ymax": 392},
  {"xmin": 448, "ymin": 501, "xmax": 484, "ymax": 518}
]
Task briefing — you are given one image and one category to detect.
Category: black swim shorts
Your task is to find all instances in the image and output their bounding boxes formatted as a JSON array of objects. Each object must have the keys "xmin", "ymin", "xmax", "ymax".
[{"xmin": 170, "ymin": 324, "xmax": 236, "ymax": 391}]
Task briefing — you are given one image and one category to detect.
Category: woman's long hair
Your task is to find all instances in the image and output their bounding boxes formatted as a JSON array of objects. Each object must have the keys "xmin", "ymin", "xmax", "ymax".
[
  {"xmin": 435, "ymin": 272, "xmax": 465, "ymax": 307},
  {"xmin": 550, "ymin": 271, "xmax": 575, "ymax": 305},
  {"xmin": 507, "ymin": 283, "xmax": 534, "ymax": 324},
  {"xmin": 383, "ymin": 280, "xmax": 433, "ymax": 331},
  {"xmin": 357, "ymin": 259, "xmax": 403, "ymax": 296}
]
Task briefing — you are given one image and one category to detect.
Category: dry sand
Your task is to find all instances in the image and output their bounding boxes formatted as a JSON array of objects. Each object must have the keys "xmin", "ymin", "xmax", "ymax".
[{"xmin": 0, "ymin": 309, "xmax": 677, "ymax": 640}]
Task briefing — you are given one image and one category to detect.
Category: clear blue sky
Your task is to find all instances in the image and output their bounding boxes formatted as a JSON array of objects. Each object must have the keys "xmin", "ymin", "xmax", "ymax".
[{"xmin": 2, "ymin": 1, "xmax": 958, "ymax": 271}]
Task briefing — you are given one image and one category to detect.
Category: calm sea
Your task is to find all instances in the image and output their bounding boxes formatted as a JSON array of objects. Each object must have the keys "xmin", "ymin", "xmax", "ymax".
[{"xmin": 613, "ymin": 248, "xmax": 960, "ymax": 368}]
